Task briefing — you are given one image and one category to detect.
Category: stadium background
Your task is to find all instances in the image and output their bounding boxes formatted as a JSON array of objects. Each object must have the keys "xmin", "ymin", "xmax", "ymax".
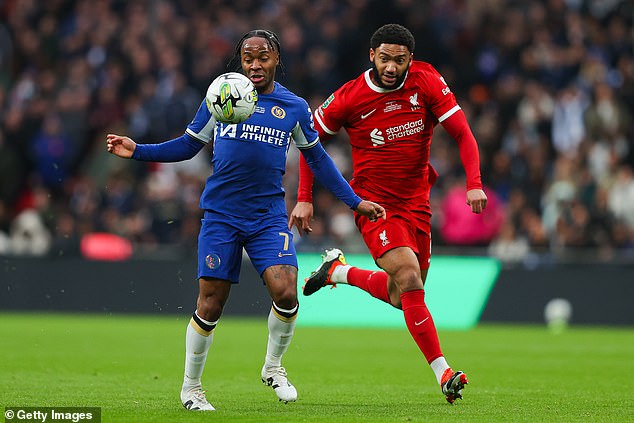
[{"xmin": 0, "ymin": 0, "xmax": 633, "ymax": 327}]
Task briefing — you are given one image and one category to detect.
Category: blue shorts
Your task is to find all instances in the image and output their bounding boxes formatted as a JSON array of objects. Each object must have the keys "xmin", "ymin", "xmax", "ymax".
[{"xmin": 197, "ymin": 210, "xmax": 297, "ymax": 283}]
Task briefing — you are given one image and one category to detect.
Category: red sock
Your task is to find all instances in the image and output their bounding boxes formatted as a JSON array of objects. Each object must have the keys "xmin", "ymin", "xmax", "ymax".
[
  {"xmin": 400, "ymin": 289, "xmax": 443, "ymax": 363},
  {"xmin": 347, "ymin": 268, "xmax": 390, "ymax": 304}
]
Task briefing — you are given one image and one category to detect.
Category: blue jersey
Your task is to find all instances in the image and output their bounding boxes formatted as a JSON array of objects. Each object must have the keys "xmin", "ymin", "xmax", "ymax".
[{"xmin": 185, "ymin": 82, "xmax": 318, "ymax": 217}]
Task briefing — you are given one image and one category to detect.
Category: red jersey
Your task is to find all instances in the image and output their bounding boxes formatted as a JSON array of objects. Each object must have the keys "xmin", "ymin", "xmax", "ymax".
[{"xmin": 313, "ymin": 61, "xmax": 466, "ymax": 212}]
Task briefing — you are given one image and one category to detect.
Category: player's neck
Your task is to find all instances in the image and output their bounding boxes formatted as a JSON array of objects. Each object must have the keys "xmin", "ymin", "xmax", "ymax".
[{"xmin": 258, "ymin": 81, "xmax": 276, "ymax": 95}]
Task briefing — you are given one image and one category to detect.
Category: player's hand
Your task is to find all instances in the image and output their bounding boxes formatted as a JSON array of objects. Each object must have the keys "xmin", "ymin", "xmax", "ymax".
[
  {"xmin": 289, "ymin": 201, "xmax": 314, "ymax": 237},
  {"xmin": 106, "ymin": 134, "xmax": 136, "ymax": 159},
  {"xmin": 467, "ymin": 189, "xmax": 487, "ymax": 214},
  {"xmin": 355, "ymin": 200, "xmax": 386, "ymax": 222}
]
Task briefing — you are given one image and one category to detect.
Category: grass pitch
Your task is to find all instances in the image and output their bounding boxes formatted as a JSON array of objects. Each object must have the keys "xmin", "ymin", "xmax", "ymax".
[{"xmin": 0, "ymin": 313, "xmax": 632, "ymax": 422}]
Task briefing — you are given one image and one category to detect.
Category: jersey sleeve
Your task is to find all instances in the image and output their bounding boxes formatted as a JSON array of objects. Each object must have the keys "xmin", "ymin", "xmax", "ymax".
[
  {"xmin": 312, "ymin": 86, "xmax": 350, "ymax": 138},
  {"xmin": 298, "ymin": 85, "xmax": 352, "ymax": 200},
  {"xmin": 419, "ymin": 66, "xmax": 461, "ymax": 124},
  {"xmin": 292, "ymin": 99, "xmax": 320, "ymax": 149},
  {"xmin": 184, "ymin": 99, "xmax": 217, "ymax": 144},
  {"xmin": 442, "ymin": 110, "xmax": 483, "ymax": 190}
]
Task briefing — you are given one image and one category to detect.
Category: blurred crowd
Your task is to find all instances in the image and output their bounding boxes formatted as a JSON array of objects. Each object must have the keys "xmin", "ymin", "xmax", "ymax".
[{"xmin": 0, "ymin": 0, "xmax": 633, "ymax": 263}]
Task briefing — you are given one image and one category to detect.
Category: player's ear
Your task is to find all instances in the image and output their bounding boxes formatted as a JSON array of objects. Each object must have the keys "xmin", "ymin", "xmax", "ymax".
[{"xmin": 369, "ymin": 48, "xmax": 375, "ymax": 62}]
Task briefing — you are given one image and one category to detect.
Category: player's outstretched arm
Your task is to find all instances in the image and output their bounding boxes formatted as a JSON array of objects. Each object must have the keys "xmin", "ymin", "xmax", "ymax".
[
  {"xmin": 289, "ymin": 199, "xmax": 385, "ymax": 236},
  {"xmin": 107, "ymin": 134, "xmax": 136, "ymax": 159},
  {"xmin": 107, "ymin": 133, "xmax": 204, "ymax": 162},
  {"xmin": 289, "ymin": 202, "xmax": 314, "ymax": 237},
  {"xmin": 298, "ymin": 141, "xmax": 386, "ymax": 223}
]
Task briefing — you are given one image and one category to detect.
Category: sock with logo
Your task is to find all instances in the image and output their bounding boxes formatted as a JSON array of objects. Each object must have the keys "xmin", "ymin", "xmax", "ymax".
[{"xmin": 401, "ymin": 289, "xmax": 443, "ymax": 363}]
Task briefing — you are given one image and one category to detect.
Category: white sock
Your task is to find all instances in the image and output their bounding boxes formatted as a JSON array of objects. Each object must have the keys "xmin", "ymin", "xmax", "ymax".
[
  {"xmin": 183, "ymin": 312, "xmax": 217, "ymax": 390},
  {"xmin": 331, "ymin": 264, "xmax": 351, "ymax": 283},
  {"xmin": 264, "ymin": 303, "xmax": 297, "ymax": 368},
  {"xmin": 430, "ymin": 356, "xmax": 450, "ymax": 385}
]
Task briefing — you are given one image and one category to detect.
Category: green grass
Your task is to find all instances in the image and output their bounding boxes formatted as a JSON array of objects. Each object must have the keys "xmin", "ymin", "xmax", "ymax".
[{"xmin": 0, "ymin": 313, "xmax": 632, "ymax": 422}]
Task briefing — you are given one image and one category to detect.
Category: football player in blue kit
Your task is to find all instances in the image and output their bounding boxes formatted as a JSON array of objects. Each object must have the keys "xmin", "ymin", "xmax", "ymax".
[{"xmin": 106, "ymin": 29, "xmax": 385, "ymax": 411}]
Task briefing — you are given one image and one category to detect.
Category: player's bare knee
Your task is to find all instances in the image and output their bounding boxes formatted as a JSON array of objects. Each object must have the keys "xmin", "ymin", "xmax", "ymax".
[
  {"xmin": 271, "ymin": 288, "xmax": 298, "ymax": 310},
  {"xmin": 196, "ymin": 294, "xmax": 224, "ymax": 321},
  {"xmin": 197, "ymin": 278, "xmax": 231, "ymax": 320},
  {"xmin": 393, "ymin": 266, "xmax": 423, "ymax": 292}
]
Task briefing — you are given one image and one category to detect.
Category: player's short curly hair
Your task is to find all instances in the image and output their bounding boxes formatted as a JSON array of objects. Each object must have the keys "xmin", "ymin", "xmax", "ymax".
[
  {"xmin": 370, "ymin": 24, "xmax": 415, "ymax": 53},
  {"xmin": 227, "ymin": 29, "xmax": 284, "ymax": 72}
]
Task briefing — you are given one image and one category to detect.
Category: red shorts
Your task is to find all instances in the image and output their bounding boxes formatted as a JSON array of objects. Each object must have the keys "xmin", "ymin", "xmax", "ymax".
[{"xmin": 355, "ymin": 207, "xmax": 432, "ymax": 269}]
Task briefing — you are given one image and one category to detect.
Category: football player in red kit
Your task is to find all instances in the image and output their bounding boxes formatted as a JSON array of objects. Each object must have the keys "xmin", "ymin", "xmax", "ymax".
[{"xmin": 289, "ymin": 23, "xmax": 487, "ymax": 404}]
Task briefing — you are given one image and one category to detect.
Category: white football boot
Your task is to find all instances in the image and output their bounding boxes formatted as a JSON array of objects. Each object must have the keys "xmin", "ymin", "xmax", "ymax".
[
  {"xmin": 261, "ymin": 365, "xmax": 298, "ymax": 403},
  {"xmin": 180, "ymin": 385, "xmax": 215, "ymax": 411}
]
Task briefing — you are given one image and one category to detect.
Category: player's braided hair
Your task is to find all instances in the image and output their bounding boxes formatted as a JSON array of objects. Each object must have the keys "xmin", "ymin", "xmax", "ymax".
[
  {"xmin": 370, "ymin": 24, "xmax": 415, "ymax": 53},
  {"xmin": 227, "ymin": 29, "xmax": 285, "ymax": 74}
]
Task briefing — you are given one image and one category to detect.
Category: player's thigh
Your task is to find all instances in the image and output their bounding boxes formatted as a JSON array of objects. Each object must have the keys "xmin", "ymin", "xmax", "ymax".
[
  {"xmin": 355, "ymin": 211, "xmax": 419, "ymax": 262},
  {"xmin": 197, "ymin": 213, "xmax": 244, "ymax": 283},
  {"xmin": 245, "ymin": 213, "xmax": 298, "ymax": 275},
  {"xmin": 415, "ymin": 220, "xmax": 433, "ymax": 271},
  {"xmin": 261, "ymin": 265, "xmax": 298, "ymax": 307},
  {"xmin": 379, "ymin": 219, "xmax": 432, "ymax": 276},
  {"xmin": 376, "ymin": 246, "xmax": 420, "ymax": 276}
]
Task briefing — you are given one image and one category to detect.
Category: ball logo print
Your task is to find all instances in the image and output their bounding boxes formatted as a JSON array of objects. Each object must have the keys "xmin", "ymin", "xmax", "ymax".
[
  {"xmin": 218, "ymin": 81, "xmax": 233, "ymax": 117},
  {"xmin": 206, "ymin": 72, "xmax": 258, "ymax": 124}
]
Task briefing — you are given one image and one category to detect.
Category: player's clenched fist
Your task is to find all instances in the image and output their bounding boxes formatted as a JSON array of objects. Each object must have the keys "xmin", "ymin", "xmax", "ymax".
[{"xmin": 466, "ymin": 189, "xmax": 487, "ymax": 214}]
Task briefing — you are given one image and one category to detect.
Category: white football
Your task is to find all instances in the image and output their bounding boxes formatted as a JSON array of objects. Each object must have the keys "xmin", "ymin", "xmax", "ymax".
[{"xmin": 206, "ymin": 72, "xmax": 258, "ymax": 124}]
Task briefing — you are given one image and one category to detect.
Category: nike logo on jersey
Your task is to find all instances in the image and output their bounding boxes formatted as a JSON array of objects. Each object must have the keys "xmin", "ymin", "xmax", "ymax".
[
  {"xmin": 278, "ymin": 252, "xmax": 294, "ymax": 257},
  {"xmin": 361, "ymin": 109, "xmax": 377, "ymax": 119},
  {"xmin": 414, "ymin": 317, "xmax": 429, "ymax": 326}
]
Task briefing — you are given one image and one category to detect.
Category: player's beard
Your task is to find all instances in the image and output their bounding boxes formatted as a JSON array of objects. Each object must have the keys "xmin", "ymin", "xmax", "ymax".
[{"xmin": 371, "ymin": 65, "xmax": 408, "ymax": 90}]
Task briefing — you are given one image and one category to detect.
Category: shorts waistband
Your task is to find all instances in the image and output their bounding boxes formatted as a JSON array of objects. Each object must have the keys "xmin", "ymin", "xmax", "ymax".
[{"xmin": 203, "ymin": 208, "xmax": 272, "ymax": 219}]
